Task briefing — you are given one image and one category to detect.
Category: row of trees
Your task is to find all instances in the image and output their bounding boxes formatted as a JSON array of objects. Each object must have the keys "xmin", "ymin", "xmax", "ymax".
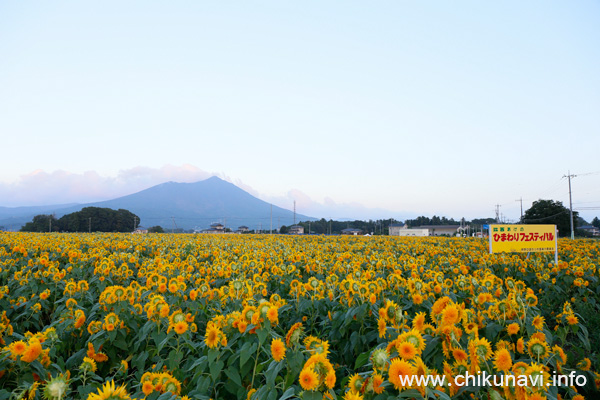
[
  {"xmin": 20, "ymin": 207, "xmax": 140, "ymax": 233},
  {"xmin": 286, "ymin": 200, "xmax": 594, "ymax": 237},
  {"xmin": 281, "ymin": 218, "xmax": 402, "ymax": 235},
  {"xmin": 16, "ymin": 200, "xmax": 597, "ymax": 237}
]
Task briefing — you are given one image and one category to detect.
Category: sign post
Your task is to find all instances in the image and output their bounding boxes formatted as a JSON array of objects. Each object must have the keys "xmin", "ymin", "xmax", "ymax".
[{"xmin": 489, "ymin": 224, "xmax": 558, "ymax": 264}]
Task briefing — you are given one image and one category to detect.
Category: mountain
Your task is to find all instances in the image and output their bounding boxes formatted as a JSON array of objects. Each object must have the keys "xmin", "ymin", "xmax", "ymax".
[{"xmin": 0, "ymin": 177, "xmax": 314, "ymax": 231}]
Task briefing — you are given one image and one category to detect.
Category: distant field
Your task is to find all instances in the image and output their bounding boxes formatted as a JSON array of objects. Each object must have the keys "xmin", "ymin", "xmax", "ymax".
[{"xmin": 0, "ymin": 233, "xmax": 598, "ymax": 400}]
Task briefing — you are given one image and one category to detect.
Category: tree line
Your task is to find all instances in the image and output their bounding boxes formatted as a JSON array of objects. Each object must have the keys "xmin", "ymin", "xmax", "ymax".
[
  {"xmin": 284, "ymin": 200, "xmax": 597, "ymax": 237},
  {"xmin": 16, "ymin": 199, "xmax": 598, "ymax": 237},
  {"xmin": 20, "ymin": 207, "xmax": 140, "ymax": 233}
]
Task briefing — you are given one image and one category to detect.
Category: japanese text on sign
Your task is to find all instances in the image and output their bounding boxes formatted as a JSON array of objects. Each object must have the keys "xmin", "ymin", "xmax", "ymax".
[{"xmin": 489, "ymin": 225, "xmax": 557, "ymax": 254}]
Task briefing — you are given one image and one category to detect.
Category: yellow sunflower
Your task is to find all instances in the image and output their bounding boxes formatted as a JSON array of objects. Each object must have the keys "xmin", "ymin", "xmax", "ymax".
[
  {"xmin": 299, "ymin": 368, "xmax": 319, "ymax": 391},
  {"xmin": 87, "ymin": 380, "xmax": 131, "ymax": 400},
  {"xmin": 271, "ymin": 338, "xmax": 286, "ymax": 362}
]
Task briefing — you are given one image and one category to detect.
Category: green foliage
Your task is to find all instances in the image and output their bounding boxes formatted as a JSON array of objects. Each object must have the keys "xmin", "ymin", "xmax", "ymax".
[
  {"xmin": 20, "ymin": 214, "xmax": 59, "ymax": 232},
  {"xmin": 148, "ymin": 226, "xmax": 165, "ymax": 233},
  {"xmin": 20, "ymin": 207, "xmax": 140, "ymax": 233},
  {"xmin": 404, "ymin": 215, "xmax": 458, "ymax": 227},
  {"xmin": 296, "ymin": 218, "xmax": 400, "ymax": 235},
  {"xmin": 522, "ymin": 199, "xmax": 577, "ymax": 237}
]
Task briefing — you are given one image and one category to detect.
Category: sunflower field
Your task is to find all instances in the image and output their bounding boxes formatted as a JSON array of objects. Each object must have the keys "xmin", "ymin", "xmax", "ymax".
[{"xmin": 0, "ymin": 232, "xmax": 599, "ymax": 400}]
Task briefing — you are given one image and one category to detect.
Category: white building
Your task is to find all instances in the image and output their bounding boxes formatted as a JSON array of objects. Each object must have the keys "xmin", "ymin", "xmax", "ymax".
[{"xmin": 389, "ymin": 223, "xmax": 429, "ymax": 237}]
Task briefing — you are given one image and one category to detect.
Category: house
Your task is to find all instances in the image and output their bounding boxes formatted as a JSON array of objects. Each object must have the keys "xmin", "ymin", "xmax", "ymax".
[
  {"xmin": 389, "ymin": 223, "xmax": 429, "ymax": 237},
  {"xmin": 133, "ymin": 226, "xmax": 148, "ymax": 234},
  {"xmin": 288, "ymin": 225, "xmax": 304, "ymax": 235},
  {"xmin": 236, "ymin": 225, "xmax": 250, "ymax": 233},
  {"xmin": 580, "ymin": 225, "xmax": 600, "ymax": 236},
  {"xmin": 418, "ymin": 225, "xmax": 461, "ymax": 236},
  {"xmin": 341, "ymin": 228, "xmax": 363, "ymax": 236},
  {"xmin": 200, "ymin": 223, "xmax": 227, "ymax": 234}
]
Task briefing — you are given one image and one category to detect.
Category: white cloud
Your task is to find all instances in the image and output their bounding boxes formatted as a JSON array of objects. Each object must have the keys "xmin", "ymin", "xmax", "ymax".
[
  {"xmin": 0, "ymin": 165, "xmax": 411, "ymax": 221},
  {"xmin": 258, "ymin": 188, "xmax": 409, "ymax": 221},
  {"xmin": 0, "ymin": 165, "xmax": 218, "ymax": 207}
]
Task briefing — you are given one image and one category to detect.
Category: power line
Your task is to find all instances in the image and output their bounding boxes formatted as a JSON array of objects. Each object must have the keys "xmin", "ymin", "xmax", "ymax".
[{"xmin": 521, "ymin": 210, "xmax": 570, "ymax": 223}]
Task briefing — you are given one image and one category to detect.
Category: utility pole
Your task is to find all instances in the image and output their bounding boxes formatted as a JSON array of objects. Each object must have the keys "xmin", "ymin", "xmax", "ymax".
[
  {"xmin": 516, "ymin": 198, "xmax": 523, "ymax": 222},
  {"xmin": 495, "ymin": 204, "xmax": 501, "ymax": 223},
  {"xmin": 171, "ymin": 217, "xmax": 177, "ymax": 234},
  {"xmin": 563, "ymin": 171, "xmax": 576, "ymax": 239},
  {"xmin": 293, "ymin": 201, "xmax": 296, "ymax": 225},
  {"xmin": 49, "ymin": 218, "xmax": 52, "ymax": 233},
  {"xmin": 270, "ymin": 204, "xmax": 273, "ymax": 234},
  {"xmin": 89, "ymin": 217, "xmax": 92, "ymax": 233}
]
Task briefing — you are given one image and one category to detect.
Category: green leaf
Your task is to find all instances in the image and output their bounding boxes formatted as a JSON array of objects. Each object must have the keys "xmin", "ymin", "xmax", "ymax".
[
  {"xmin": 279, "ymin": 387, "xmax": 296, "ymax": 400},
  {"xmin": 286, "ymin": 351, "xmax": 304, "ymax": 374},
  {"xmin": 398, "ymin": 389, "xmax": 424, "ymax": 398},
  {"xmin": 168, "ymin": 349, "xmax": 183, "ymax": 371},
  {"xmin": 422, "ymin": 336, "xmax": 441, "ymax": 363},
  {"xmin": 267, "ymin": 389, "xmax": 278, "ymax": 400},
  {"xmin": 210, "ymin": 360, "xmax": 224, "ymax": 382},
  {"xmin": 484, "ymin": 322, "xmax": 503, "ymax": 341},
  {"xmin": 152, "ymin": 331, "xmax": 167, "ymax": 350},
  {"xmin": 133, "ymin": 351, "xmax": 148, "ymax": 374},
  {"xmin": 156, "ymin": 392, "xmax": 178, "ymax": 400},
  {"xmin": 303, "ymin": 391, "xmax": 322, "ymax": 400},
  {"xmin": 208, "ymin": 348, "xmax": 220, "ymax": 365},
  {"xmin": 240, "ymin": 342, "xmax": 257, "ymax": 368},
  {"xmin": 224, "ymin": 366, "xmax": 242, "ymax": 387},
  {"xmin": 158, "ymin": 331, "xmax": 174, "ymax": 352},
  {"xmin": 577, "ymin": 330, "xmax": 591, "ymax": 351},
  {"xmin": 77, "ymin": 385, "xmax": 96, "ymax": 399},
  {"xmin": 187, "ymin": 355, "xmax": 207, "ymax": 372},
  {"xmin": 430, "ymin": 389, "xmax": 452, "ymax": 400},
  {"xmin": 265, "ymin": 360, "xmax": 285, "ymax": 387},
  {"xmin": 354, "ymin": 351, "xmax": 370, "ymax": 369},
  {"xmin": 257, "ymin": 327, "xmax": 269, "ymax": 346},
  {"xmin": 196, "ymin": 375, "xmax": 211, "ymax": 393},
  {"xmin": 65, "ymin": 348, "xmax": 87, "ymax": 370},
  {"xmin": 114, "ymin": 335, "xmax": 129, "ymax": 351}
]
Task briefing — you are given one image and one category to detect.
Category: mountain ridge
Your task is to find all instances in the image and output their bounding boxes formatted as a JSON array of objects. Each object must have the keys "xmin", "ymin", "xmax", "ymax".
[{"xmin": 0, "ymin": 177, "xmax": 314, "ymax": 231}]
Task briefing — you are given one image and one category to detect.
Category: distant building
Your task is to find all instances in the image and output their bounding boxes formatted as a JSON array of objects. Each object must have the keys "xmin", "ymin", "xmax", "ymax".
[
  {"xmin": 580, "ymin": 225, "xmax": 600, "ymax": 236},
  {"xmin": 133, "ymin": 226, "xmax": 148, "ymax": 234},
  {"xmin": 236, "ymin": 225, "xmax": 250, "ymax": 233},
  {"xmin": 389, "ymin": 223, "xmax": 429, "ymax": 237},
  {"xmin": 418, "ymin": 225, "xmax": 461, "ymax": 236},
  {"xmin": 389, "ymin": 223, "xmax": 463, "ymax": 236},
  {"xmin": 341, "ymin": 228, "xmax": 363, "ymax": 236},
  {"xmin": 200, "ymin": 223, "xmax": 226, "ymax": 234},
  {"xmin": 288, "ymin": 225, "xmax": 304, "ymax": 235}
]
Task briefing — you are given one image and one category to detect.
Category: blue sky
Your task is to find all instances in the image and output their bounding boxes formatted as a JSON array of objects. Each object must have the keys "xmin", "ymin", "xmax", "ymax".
[{"xmin": 1, "ymin": 1, "xmax": 599, "ymax": 222}]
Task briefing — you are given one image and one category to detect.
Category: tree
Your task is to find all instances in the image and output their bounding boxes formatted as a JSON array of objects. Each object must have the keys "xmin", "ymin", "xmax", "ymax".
[
  {"xmin": 522, "ymin": 199, "xmax": 576, "ymax": 237},
  {"xmin": 20, "ymin": 214, "xmax": 58, "ymax": 232},
  {"xmin": 57, "ymin": 207, "xmax": 139, "ymax": 232},
  {"xmin": 148, "ymin": 226, "xmax": 165, "ymax": 233},
  {"xmin": 592, "ymin": 217, "xmax": 600, "ymax": 229},
  {"xmin": 20, "ymin": 207, "xmax": 140, "ymax": 233}
]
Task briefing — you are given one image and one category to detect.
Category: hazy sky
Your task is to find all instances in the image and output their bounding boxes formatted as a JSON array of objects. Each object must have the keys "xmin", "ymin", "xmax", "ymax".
[{"xmin": 1, "ymin": 1, "xmax": 599, "ymax": 222}]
